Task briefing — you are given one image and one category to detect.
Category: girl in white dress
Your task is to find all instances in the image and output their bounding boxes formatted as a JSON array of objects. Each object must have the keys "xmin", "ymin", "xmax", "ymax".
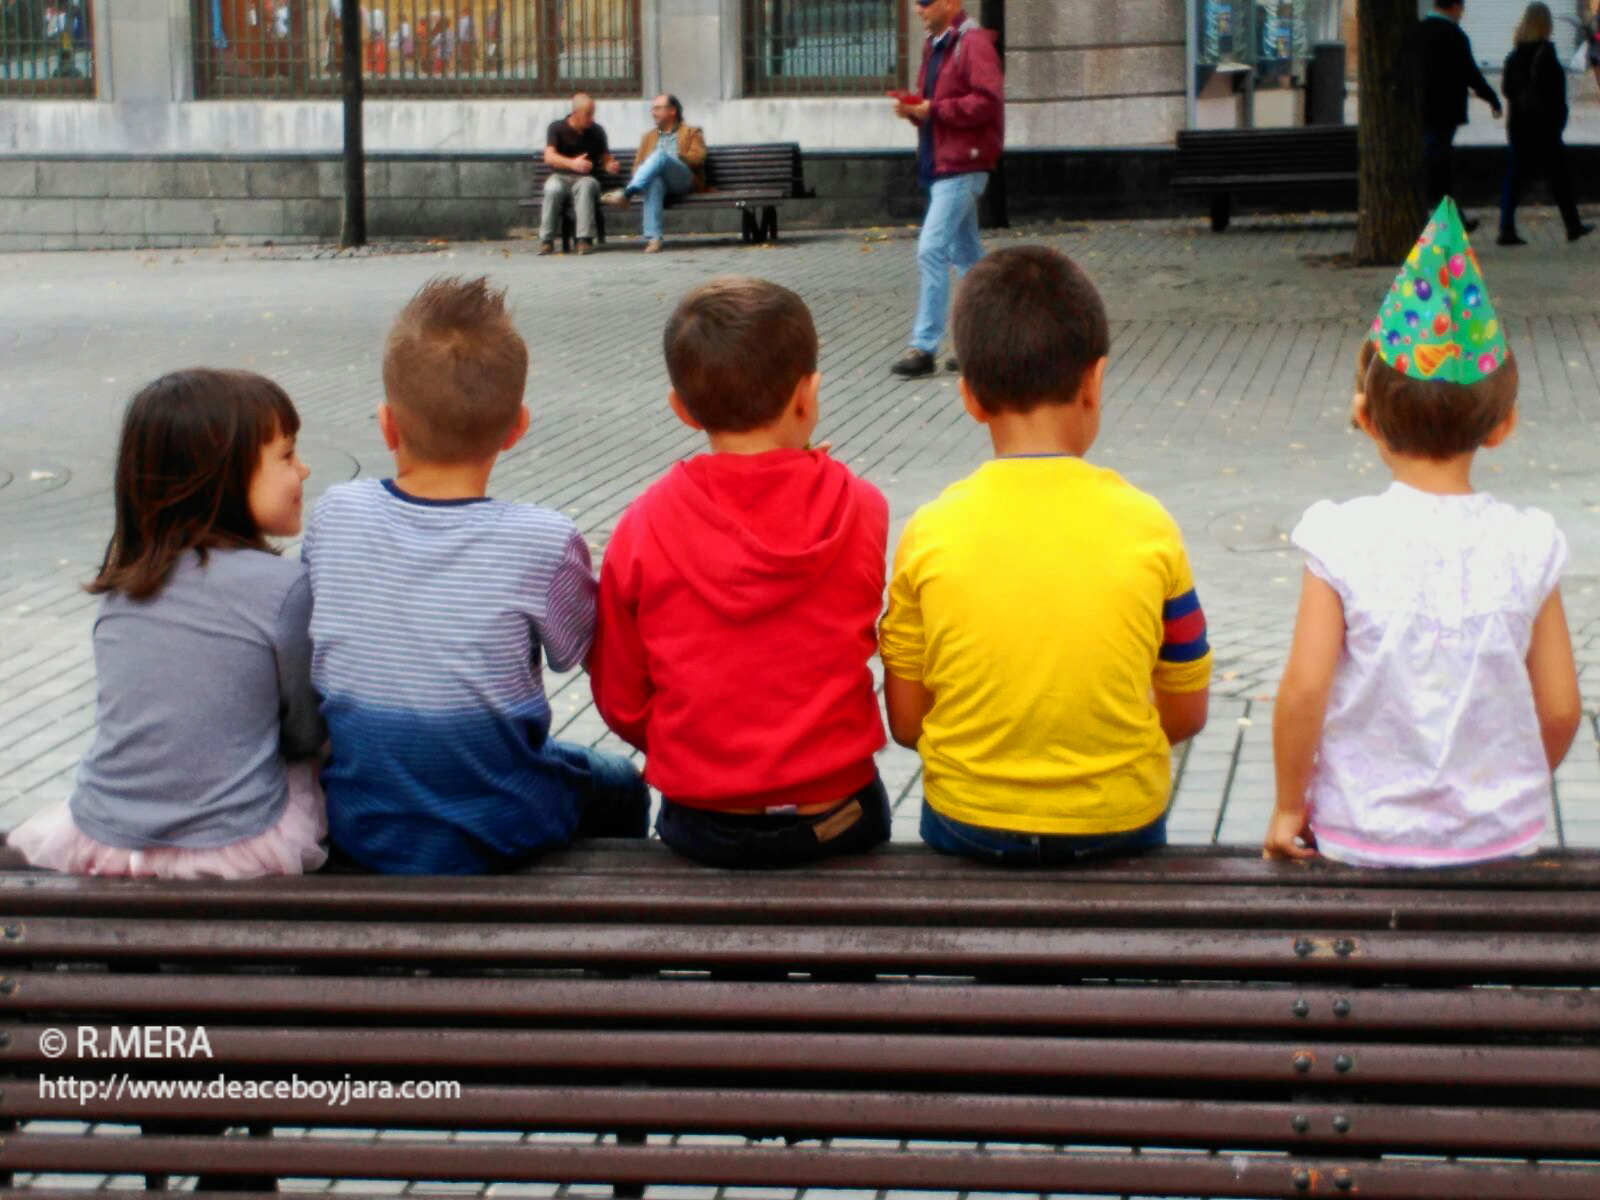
[{"xmin": 1266, "ymin": 199, "xmax": 1581, "ymax": 867}]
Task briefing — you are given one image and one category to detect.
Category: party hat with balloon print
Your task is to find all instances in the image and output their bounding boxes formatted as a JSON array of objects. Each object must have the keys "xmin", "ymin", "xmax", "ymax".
[{"xmin": 1370, "ymin": 197, "xmax": 1508, "ymax": 385}]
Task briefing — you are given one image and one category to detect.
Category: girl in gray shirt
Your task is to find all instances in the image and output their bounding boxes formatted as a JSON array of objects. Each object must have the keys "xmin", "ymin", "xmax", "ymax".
[{"xmin": 8, "ymin": 369, "xmax": 329, "ymax": 878}]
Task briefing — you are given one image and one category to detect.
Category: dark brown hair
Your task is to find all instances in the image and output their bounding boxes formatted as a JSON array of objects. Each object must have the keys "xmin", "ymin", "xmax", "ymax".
[
  {"xmin": 1363, "ymin": 349, "xmax": 1519, "ymax": 459},
  {"xmin": 1355, "ymin": 337, "xmax": 1378, "ymax": 392},
  {"xmin": 91, "ymin": 369, "xmax": 300, "ymax": 600},
  {"xmin": 663, "ymin": 276, "xmax": 819, "ymax": 433},
  {"xmin": 951, "ymin": 245, "xmax": 1110, "ymax": 414},
  {"xmin": 383, "ymin": 276, "xmax": 529, "ymax": 463}
]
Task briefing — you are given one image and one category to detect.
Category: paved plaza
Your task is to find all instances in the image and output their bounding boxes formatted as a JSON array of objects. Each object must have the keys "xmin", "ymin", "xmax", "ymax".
[{"xmin": 2, "ymin": 206, "xmax": 1599, "ymax": 856}]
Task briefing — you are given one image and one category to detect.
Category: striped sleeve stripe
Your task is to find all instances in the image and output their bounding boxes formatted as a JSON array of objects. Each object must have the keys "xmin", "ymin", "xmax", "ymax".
[{"xmin": 1159, "ymin": 588, "xmax": 1210, "ymax": 663}]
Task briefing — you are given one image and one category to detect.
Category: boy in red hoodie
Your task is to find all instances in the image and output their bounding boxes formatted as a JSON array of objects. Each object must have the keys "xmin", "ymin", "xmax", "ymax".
[{"xmin": 590, "ymin": 276, "xmax": 891, "ymax": 868}]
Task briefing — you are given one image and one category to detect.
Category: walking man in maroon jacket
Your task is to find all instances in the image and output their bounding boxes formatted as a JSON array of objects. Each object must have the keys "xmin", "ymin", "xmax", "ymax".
[{"xmin": 889, "ymin": 0, "xmax": 1005, "ymax": 378}]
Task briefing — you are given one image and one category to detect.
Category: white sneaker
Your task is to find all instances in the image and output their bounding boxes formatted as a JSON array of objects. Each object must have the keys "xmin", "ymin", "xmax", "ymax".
[{"xmin": 600, "ymin": 189, "xmax": 629, "ymax": 209}]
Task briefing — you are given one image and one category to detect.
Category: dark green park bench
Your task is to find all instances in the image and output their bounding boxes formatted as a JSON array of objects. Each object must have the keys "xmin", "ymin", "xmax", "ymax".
[
  {"xmin": 0, "ymin": 842, "xmax": 1597, "ymax": 1198},
  {"xmin": 520, "ymin": 143, "xmax": 814, "ymax": 251},
  {"xmin": 1173, "ymin": 127, "xmax": 1359, "ymax": 232}
]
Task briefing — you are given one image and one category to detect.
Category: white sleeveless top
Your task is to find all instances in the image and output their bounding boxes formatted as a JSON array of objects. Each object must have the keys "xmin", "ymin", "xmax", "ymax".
[{"xmin": 1291, "ymin": 484, "xmax": 1566, "ymax": 867}]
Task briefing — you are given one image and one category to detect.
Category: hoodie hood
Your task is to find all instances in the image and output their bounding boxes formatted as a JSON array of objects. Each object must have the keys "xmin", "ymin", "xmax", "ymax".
[{"xmin": 640, "ymin": 449, "xmax": 862, "ymax": 621}]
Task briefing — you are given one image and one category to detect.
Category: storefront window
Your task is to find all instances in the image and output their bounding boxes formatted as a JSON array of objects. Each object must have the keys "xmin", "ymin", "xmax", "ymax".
[{"xmin": 1192, "ymin": 0, "xmax": 1340, "ymax": 129}]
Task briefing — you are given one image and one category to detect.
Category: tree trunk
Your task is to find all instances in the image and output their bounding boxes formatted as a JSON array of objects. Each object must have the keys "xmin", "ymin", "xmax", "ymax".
[
  {"xmin": 1353, "ymin": 0, "xmax": 1426, "ymax": 265},
  {"xmin": 340, "ymin": 0, "xmax": 367, "ymax": 249},
  {"xmin": 978, "ymin": 0, "xmax": 1008, "ymax": 230}
]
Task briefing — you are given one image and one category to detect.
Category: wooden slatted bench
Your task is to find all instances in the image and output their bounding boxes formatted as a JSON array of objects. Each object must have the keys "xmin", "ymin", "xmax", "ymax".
[
  {"xmin": 1173, "ymin": 127, "xmax": 1359, "ymax": 233},
  {"xmin": 519, "ymin": 143, "xmax": 814, "ymax": 251},
  {"xmin": 0, "ymin": 843, "xmax": 1597, "ymax": 1199}
]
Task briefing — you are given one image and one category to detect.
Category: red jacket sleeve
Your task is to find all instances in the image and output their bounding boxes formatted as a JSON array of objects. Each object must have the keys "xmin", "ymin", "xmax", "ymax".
[
  {"xmin": 589, "ymin": 513, "xmax": 653, "ymax": 753},
  {"xmin": 934, "ymin": 29, "xmax": 1003, "ymax": 130}
]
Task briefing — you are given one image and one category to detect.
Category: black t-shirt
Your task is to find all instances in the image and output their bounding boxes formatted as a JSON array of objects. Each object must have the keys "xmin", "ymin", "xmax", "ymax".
[{"xmin": 546, "ymin": 118, "xmax": 610, "ymax": 176}]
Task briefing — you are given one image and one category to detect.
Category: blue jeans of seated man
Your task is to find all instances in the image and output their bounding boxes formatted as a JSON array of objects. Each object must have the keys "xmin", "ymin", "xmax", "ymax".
[
  {"xmin": 911, "ymin": 172, "xmax": 988, "ymax": 354},
  {"xmin": 625, "ymin": 148, "xmax": 694, "ymax": 240},
  {"xmin": 920, "ymin": 800, "xmax": 1167, "ymax": 866}
]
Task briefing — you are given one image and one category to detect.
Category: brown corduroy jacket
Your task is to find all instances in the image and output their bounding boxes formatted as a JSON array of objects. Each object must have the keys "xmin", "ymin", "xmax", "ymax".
[{"xmin": 634, "ymin": 123, "xmax": 709, "ymax": 193}]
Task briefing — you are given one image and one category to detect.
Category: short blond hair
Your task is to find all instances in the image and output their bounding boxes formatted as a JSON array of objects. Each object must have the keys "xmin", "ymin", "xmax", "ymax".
[{"xmin": 382, "ymin": 276, "xmax": 529, "ymax": 463}]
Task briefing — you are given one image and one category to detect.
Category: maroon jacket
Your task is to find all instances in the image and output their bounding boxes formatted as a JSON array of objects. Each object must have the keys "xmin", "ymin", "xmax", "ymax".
[{"xmin": 914, "ymin": 12, "xmax": 1005, "ymax": 177}]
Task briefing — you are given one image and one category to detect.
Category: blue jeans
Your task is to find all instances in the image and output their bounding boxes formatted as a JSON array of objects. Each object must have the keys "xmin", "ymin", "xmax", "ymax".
[
  {"xmin": 912, "ymin": 172, "xmax": 988, "ymax": 354},
  {"xmin": 625, "ymin": 148, "xmax": 694, "ymax": 240},
  {"xmin": 920, "ymin": 801, "xmax": 1167, "ymax": 866}
]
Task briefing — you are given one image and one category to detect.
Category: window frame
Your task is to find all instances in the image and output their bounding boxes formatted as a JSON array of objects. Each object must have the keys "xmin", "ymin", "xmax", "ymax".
[{"xmin": 740, "ymin": 0, "xmax": 909, "ymax": 99}]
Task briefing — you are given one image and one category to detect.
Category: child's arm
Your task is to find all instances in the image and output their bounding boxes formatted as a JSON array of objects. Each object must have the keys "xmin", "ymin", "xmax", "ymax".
[
  {"xmin": 1154, "ymin": 687, "xmax": 1208, "ymax": 746},
  {"xmin": 1266, "ymin": 569, "xmax": 1344, "ymax": 861},
  {"xmin": 884, "ymin": 672, "xmax": 934, "ymax": 749},
  {"xmin": 1527, "ymin": 586, "xmax": 1582, "ymax": 772},
  {"xmin": 587, "ymin": 527, "xmax": 653, "ymax": 753}
]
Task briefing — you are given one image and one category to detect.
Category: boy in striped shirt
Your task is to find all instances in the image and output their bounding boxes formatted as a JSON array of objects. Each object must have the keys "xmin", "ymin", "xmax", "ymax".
[
  {"xmin": 879, "ymin": 247, "xmax": 1212, "ymax": 865},
  {"xmin": 302, "ymin": 277, "xmax": 648, "ymax": 873}
]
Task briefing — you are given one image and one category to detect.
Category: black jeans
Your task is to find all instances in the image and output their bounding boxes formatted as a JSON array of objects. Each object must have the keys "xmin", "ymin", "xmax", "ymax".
[
  {"xmin": 1500, "ymin": 134, "xmax": 1583, "ymax": 236},
  {"xmin": 656, "ymin": 775, "xmax": 891, "ymax": 869},
  {"xmin": 1423, "ymin": 125, "xmax": 1459, "ymax": 209}
]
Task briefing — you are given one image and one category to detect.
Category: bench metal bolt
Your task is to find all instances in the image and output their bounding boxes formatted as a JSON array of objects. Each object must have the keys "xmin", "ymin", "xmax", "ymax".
[
  {"xmin": 0, "ymin": 1031, "xmax": 10, "ymax": 1048},
  {"xmin": 1292, "ymin": 1168, "xmax": 1311, "ymax": 1191},
  {"xmin": 1333, "ymin": 938, "xmax": 1355, "ymax": 957},
  {"xmin": 2, "ymin": 924, "xmax": 18, "ymax": 940},
  {"xmin": 1292, "ymin": 999, "xmax": 1310, "ymax": 1018},
  {"xmin": 0, "ymin": 978, "xmax": 13, "ymax": 995},
  {"xmin": 1334, "ymin": 1170, "xmax": 1354, "ymax": 1191},
  {"xmin": 1334, "ymin": 1054, "xmax": 1354, "ymax": 1073},
  {"xmin": 1332, "ymin": 998, "xmax": 1352, "ymax": 1018},
  {"xmin": 1293, "ymin": 1053, "xmax": 1313, "ymax": 1073},
  {"xmin": 1333, "ymin": 1114, "xmax": 1351, "ymax": 1134},
  {"xmin": 1294, "ymin": 937, "xmax": 1313, "ymax": 957},
  {"xmin": 1291, "ymin": 1114, "xmax": 1310, "ymax": 1133}
]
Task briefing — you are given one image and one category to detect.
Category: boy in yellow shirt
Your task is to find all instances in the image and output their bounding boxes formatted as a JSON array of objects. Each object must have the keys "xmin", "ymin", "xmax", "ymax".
[{"xmin": 880, "ymin": 246, "xmax": 1211, "ymax": 864}]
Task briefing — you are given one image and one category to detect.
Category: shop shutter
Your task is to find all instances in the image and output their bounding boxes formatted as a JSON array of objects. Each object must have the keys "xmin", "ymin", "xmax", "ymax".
[{"xmin": 1455, "ymin": 0, "xmax": 1524, "ymax": 69}]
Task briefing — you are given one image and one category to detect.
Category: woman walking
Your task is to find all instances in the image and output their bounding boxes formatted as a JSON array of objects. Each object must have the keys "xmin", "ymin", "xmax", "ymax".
[{"xmin": 1497, "ymin": 2, "xmax": 1593, "ymax": 245}]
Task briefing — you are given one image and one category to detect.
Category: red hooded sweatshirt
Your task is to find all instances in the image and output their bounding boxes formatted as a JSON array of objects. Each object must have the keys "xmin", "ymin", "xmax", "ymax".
[{"xmin": 591, "ymin": 449, "xmax": 888, "ymax": 810}]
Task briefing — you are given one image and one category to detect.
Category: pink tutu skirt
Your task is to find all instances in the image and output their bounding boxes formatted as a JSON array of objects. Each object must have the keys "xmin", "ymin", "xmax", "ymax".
[{"xmin": 7, "ymin": 761, "xmax": 328, "ymax": 879}]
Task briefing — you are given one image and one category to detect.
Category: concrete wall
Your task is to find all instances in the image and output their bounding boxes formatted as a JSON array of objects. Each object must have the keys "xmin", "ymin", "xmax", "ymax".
[
  {"xmin": 0, "ymin": 1, "xmax": 1195, "ymax": 156},
  {"xmin": 1007, "ymin": 0, "xmax": 1189, "ymax": 148}
]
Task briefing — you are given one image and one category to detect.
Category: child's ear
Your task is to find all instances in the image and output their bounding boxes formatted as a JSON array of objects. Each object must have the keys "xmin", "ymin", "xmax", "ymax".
[
  {"xmin": 958, "ymin": 378, "xmax": 990, "ymax": 425},
  {"xmin": 791, "ymin": 371, "xmax": 822, "ymax": 426},
  {"xmin": 502, "ymin": 404, "xmax": 531, "ymax": 451},
  {"xmin": 1483, "ymin": 404, "xmax": 1518, "ymax": 449},
  {"xmin": 668, "ymin": 389, "xmax": 704, "ymax": 432},
  {"xmin": 1079, "ymin": 356, "xmax": 1109, "ymax": 413},
  {"xmin": 1351, "ymin": 393, "xmax": 1379, "ymax": 442},
  {"xmin": 377, "ymin": 403, "xmax": 401, "ymax": 452}
]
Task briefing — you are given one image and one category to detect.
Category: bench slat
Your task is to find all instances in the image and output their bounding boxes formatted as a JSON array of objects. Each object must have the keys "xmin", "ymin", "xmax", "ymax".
[
  {"xmin": 11, "ymin": 1027, "xmax": 1598, "ymax": 1089},
  {"xmin": 6, "ymin": 875, "xmax": 1598, "ymax": 930},
  {"xmin": 8, "ymin": 973, "xmax": 1594, "ymax": 1034},
  {"xmin": 9, "ymin": 918, "xmax": 1598, "ymax": 978},
  {"xmin": 10, "ymin": 1084, "xmax": 1599, "ymax": 1156},
  {"xmin": 3, "ymin": 1137, "xmax": 1594, "ymax": 1199}
]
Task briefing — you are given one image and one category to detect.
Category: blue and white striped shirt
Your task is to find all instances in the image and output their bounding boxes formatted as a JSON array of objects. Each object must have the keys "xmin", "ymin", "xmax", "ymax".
[{"xmin": 302, "ymin": 479, "xmax": 598, "ymax": 873}]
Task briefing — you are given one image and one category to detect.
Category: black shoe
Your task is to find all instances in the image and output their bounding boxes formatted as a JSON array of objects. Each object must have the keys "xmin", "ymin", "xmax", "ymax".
[
  {"xmin": 1569, "ymin": 222, "xmax": 1595, "ymax": 243},
  {"xmin": 890, "ymin": 348, "xmax": 937, "ymax": 378},
  {"xmin": 945, "ymin": 357, "xmax": 959, "ymax": 373},
  {"xmin": 1497, "ymin": 231, "xmax": 1527, "ymax": 246},
  {"xmin": 576, "ymin": 238, "xmax": 593, "ymax": 255},
  {"xmin": 1463, "ymin": 216, "xmax": 1481, "ymax": 234}
]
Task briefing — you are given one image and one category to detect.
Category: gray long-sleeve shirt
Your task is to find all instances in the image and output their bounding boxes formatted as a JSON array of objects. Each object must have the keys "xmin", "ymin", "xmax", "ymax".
[{"xmin": 69, "ymin": 548, "xmax": 325, "ymax": 850}]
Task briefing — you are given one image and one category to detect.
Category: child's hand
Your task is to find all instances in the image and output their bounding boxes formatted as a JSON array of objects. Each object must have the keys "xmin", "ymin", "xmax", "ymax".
[{"xmin": 1263, "ymin": 809, "xmax": 1318, "ymax": 861}]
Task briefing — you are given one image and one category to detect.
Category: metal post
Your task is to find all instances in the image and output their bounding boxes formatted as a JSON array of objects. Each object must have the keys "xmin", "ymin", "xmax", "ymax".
[
  {"xmin": 1185, "ymin": 0, "xmax": 1197, "ymax": 129},
  {"xmin": 978, "ymin": 0, "xmax": 1007, "ymax": 229},
  {"xmin": 340, "ymin": 0, "xmax": 367, "ymax": 248}
]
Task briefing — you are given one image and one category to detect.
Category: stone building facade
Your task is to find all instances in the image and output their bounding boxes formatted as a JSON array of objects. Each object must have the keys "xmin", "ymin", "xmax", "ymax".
[{"xmin": 0, "ymin": 1, "xmax": 1215, "ymax": 248}]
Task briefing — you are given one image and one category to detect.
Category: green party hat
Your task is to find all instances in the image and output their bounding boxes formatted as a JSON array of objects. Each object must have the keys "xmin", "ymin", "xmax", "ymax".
[{"xmin": 1370, "ymin": 197, "xmax": 1507, "ymax": 384}]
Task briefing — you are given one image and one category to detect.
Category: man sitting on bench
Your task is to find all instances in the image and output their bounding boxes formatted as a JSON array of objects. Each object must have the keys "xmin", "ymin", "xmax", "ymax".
[
  {"xmin": 540, "ymin": 92, "xmax": 619, "ymax": 257},
  {"xmin": 602, "ymin": 94, "xmax": 707, "ymax": 254}
]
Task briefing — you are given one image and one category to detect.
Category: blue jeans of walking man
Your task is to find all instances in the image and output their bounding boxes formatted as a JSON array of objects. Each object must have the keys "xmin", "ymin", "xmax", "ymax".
[
  {"xmin": 912, "ymin": 172, "xmax": 988, "ymax": 354},
  {"xmin": 625, "ymin": 148, "xmax": 694, "ymax": 241}
]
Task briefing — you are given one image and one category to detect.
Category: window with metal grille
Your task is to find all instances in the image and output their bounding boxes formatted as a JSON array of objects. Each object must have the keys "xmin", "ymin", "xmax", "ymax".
[
  {"xmin": 1, "ymin": 0, "xmax": 95, "ymax": 97},
  {"xmin": 192, "ymin": 1, "xmax": 640, "ymax": 99},
  {"xmin": 743, "ymin": 0, "xmax": 907, "ymax": 96}
]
